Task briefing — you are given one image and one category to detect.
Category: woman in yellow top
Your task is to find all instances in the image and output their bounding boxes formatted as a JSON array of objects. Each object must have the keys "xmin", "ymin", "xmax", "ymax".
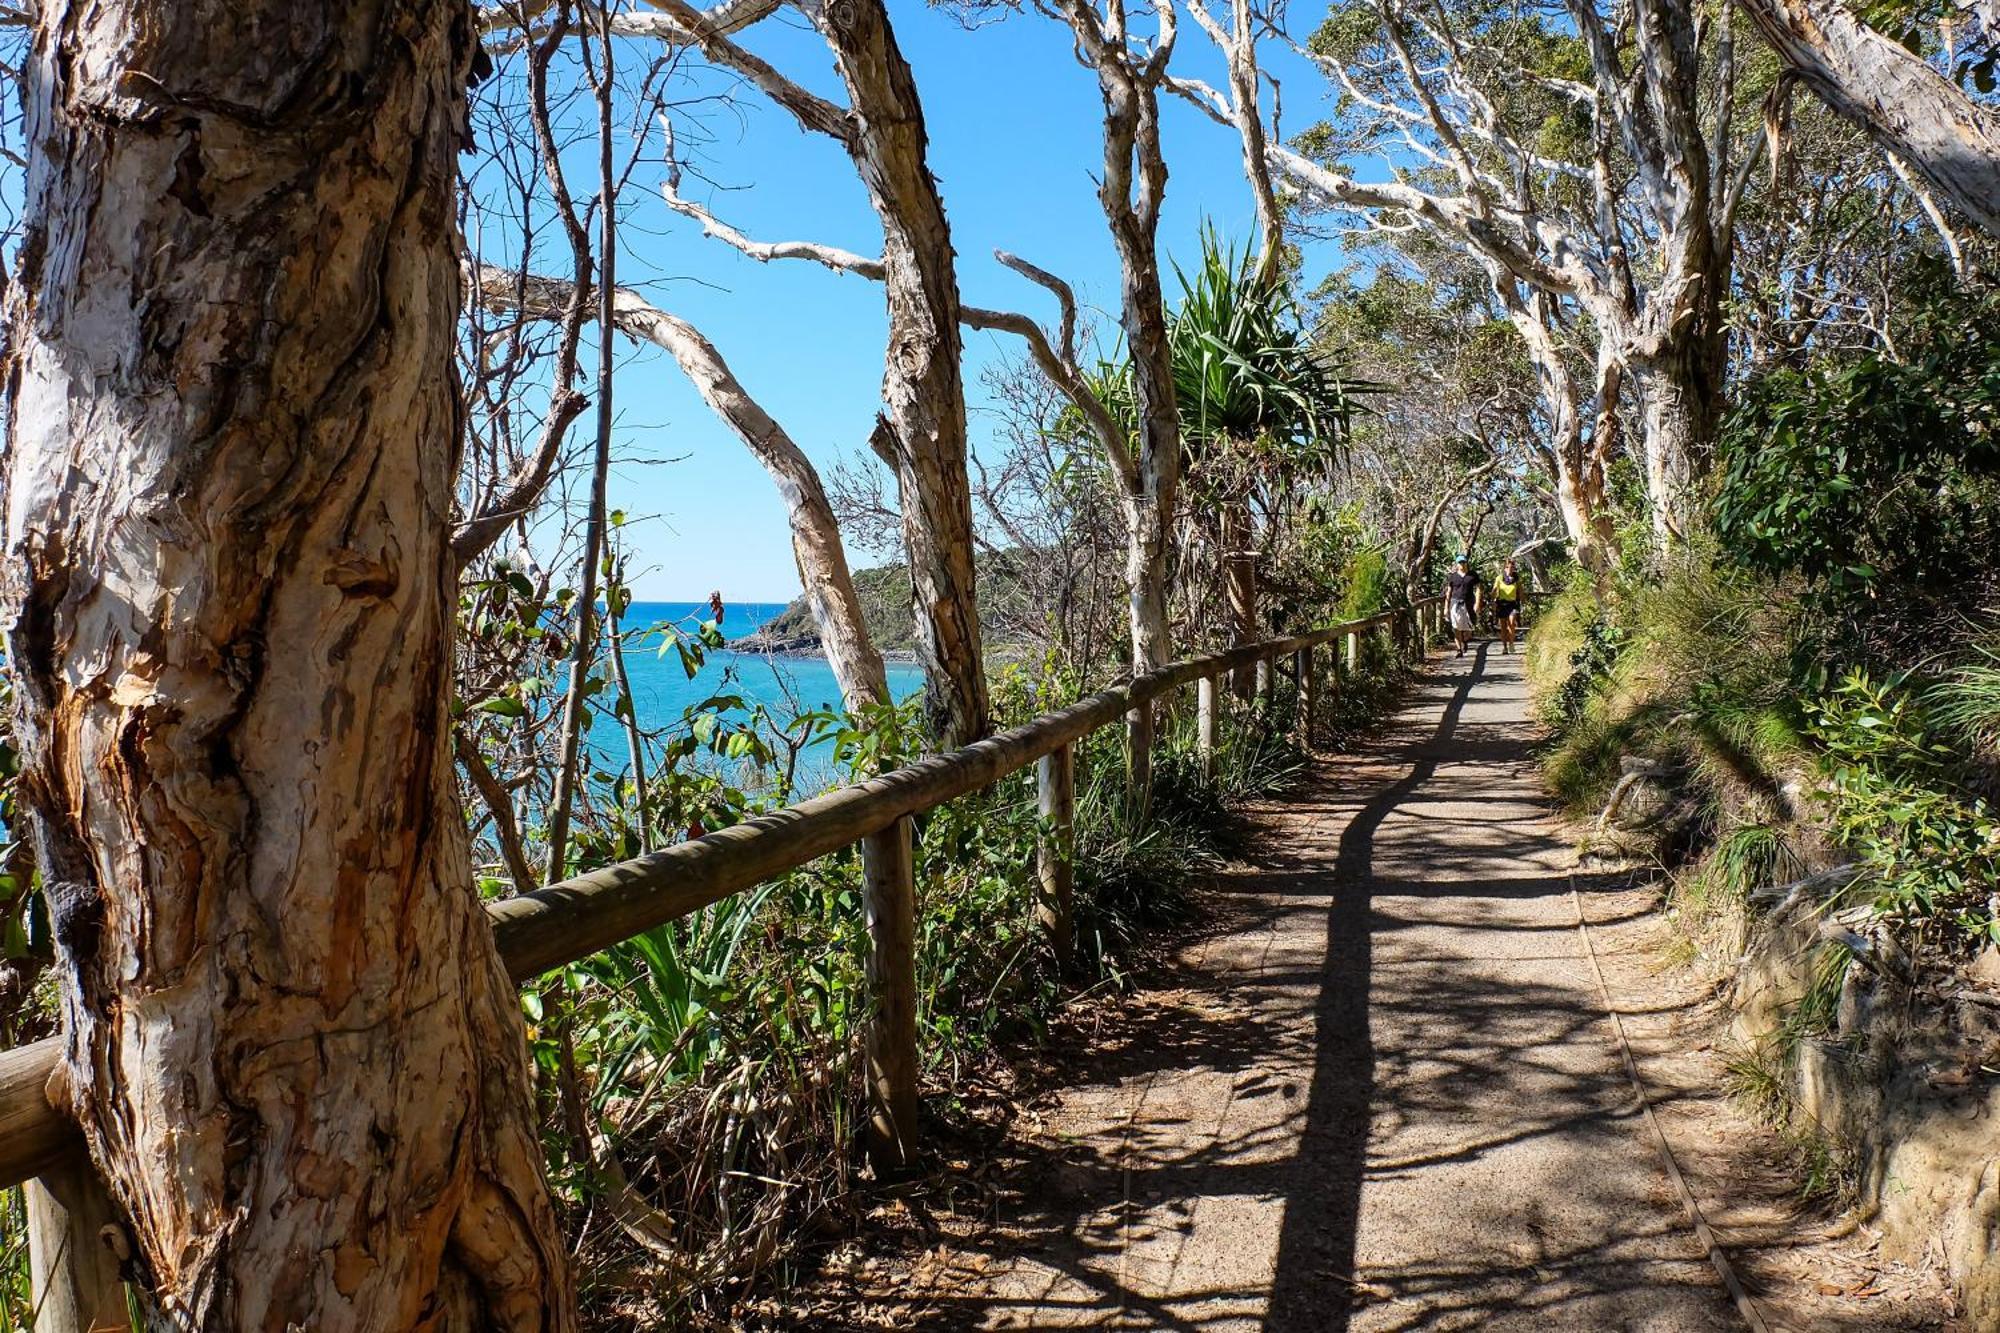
[{"xmin": 1491, "ymin": 559, "xmax": 1523, "ymax": 655}]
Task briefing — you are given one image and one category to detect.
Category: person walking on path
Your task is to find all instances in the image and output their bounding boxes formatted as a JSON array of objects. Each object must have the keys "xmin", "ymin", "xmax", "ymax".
[
  {"xmin": 1445, "ymin": 554, "xmax": 1483, "ymax": 657},
  {"xmin": 1491, "ymin": 559, "xmax": 1522, "ymax": 655}
]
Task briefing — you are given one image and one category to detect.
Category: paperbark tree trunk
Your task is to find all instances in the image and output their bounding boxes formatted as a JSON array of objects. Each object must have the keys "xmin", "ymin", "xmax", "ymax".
[
  {"xmin": 1120, "ymin": 493, "xmax": 1173, "ymax": 673},
  {"xmin": 1107, "ymin": 175, "xmax": 1179, "ymax": 677},
  {"xmin": 816, "ymin": 0, "xmax": 990, "ymax": 745},
  {"xmin": 1545, "ymin": 351, "xmax": 1619, "ymax": 575},
  {"xmin": 2, "ymin": 4, "xmax": 575, "ymax": 1330},
  {"xmin": 636, "ymin": 0, "xmax": 979, "ymax": 737},
  {"xmin": 1631, "ymin": 349, "xmax": 1721, "ymax": 546},
  {"xmin": 1190, "ymin": 0, "xmax": 1283, "ymax": 286},
  {"xmin": 1553, "ymin": 459, "xmax": 1618, "ymax": 574},
  {"xmin": 1599, "ymin": 0, "xmax": 1731, "ymax": 550},
  {"xmin": 1734, "ymin": 0, "xmax": 2000, "ymax": 236},
  {"xmin": 1489, "ymin": 274, "xmax": 1619, "ymax": 574},
  {"xmin": 1064, "ymin": 0, "xmax": 1182, "ymax": 673}
]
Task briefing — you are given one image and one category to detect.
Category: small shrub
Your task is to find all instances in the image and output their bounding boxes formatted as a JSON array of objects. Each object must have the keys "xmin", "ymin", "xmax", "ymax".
[
  {"xmin": 1554, "ymin": 607, "xmax": 1624, "ymax": 725},
  {"xmin": 1808, "ymin": 671, "xmax": 2000, "ymax": 945},
  {"xmin": 1710, "ymin": 823, "xmax": 1803, "ymax": 904},
  {"xmin": 1928, "ymin": 635, "xmax": 2000, "ymax": 758}
]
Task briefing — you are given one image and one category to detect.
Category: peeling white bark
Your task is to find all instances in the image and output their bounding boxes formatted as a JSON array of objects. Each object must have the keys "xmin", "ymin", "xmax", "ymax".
[
  {"xmin": 648, "ymin": 0, "xmax": 989, "ymax": 743},
  {"xmin": 1057, "ymin": 0, "xmax": 1182, "ymax": 672},
  {"xmin": 1735, "ymin": 0, "xmax": 2000, "ymax": 236},
  {"xmin": 811, "ymin": 0, "xmax": 990, "ymax": 743},
  {"xmin": 2, "ymin": 4, "xmax": 575, "ymax": 1329}
]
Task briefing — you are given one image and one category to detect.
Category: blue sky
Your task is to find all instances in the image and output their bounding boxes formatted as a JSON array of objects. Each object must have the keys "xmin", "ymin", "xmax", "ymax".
[{"xmin": 594, "ymin": 5, "xmax": 1331, "ymax": 601}]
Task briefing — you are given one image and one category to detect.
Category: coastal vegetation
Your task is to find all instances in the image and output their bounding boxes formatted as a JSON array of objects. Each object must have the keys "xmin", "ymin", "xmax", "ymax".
[
  {"xmin": 0, "ymin": 0, "xmax": 1995, "ymax": 1326},
  {"xmin": 1524, "ymin": 268, "xmax": 2000, "ymax": 1302},
  {"xmin": 735, "ymin": 556, "xmax": 1037, "ymax": 661}
]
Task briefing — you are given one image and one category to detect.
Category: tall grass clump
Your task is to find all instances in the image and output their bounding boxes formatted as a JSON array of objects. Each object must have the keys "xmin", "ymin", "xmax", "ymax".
[{"xmin": 1528, "ymin": 558, "xmax": 1820, "ymax": 824}]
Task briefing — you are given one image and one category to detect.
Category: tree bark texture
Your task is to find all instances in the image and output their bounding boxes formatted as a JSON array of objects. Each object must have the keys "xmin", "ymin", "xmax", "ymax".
[
  {"xmin": 1611, "ymin": 0, "xmax": 1730, "ymax": 544},
  {"xmin": 1192, "ymin": 0, "xmax": 1283, "ymax": 284},
  {"xmin": 1734, "ymin": 0, "xmax": 2000, "ymax": 236},
  {"xmin": 1494, "ymin": 278, "xmax": 1617, "ymax": 573},
  {"xmin": 1106, "ymin": 149, "xmax": 1179, "ymax": 677},
  {"xmin": 815, "ymin": 0, "xmax": 990, "ymax": 745},
  {"xmin": 2, "ymin": 4, "xmax": 575, "ymax": 1329},
  {"xmin": 1632, "ymin": 354, "xmax": 1718, "ymax": 545},
  {"xmin": 1066, "ymin": 0, "xmax": 1181, "ymax": 674}
]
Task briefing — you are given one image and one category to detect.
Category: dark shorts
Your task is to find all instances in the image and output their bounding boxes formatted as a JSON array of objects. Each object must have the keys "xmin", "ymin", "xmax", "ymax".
[{"xmin": 1494, "ymin": 600, "xmax": 1519, "ymax": 619}]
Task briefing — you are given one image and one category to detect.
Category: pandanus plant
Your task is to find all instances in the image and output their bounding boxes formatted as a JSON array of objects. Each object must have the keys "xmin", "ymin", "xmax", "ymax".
[
  {"xmin": 1167, "ymin": 229, "xmax": 1366, "ymax": 665},
  {"xmin": 1045, "ymin": 231, "xmax": 1364, "ymax": 669}
]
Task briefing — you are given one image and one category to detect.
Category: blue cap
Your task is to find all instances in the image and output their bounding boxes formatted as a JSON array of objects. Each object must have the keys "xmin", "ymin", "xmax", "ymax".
[{"xmin": 1455, "ymin": 552, "xmax": 1470, "ymax": 562}]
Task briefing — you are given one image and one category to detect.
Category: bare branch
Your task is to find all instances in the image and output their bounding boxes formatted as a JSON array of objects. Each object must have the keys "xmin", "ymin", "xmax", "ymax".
[
  {"xmin": 456, "ymin": 731, "xmax": 538, "ymax": 894},
  {"xmin": 469, "ymin": 261, "xmax": 891, "ymax": 708},
  {"xmin": 658, "ymin": 174, "xmax": 886, "ymax": 277},
  {"xmin": 635, "ymin": 0, "xmax": 858, "ymax": 145}
]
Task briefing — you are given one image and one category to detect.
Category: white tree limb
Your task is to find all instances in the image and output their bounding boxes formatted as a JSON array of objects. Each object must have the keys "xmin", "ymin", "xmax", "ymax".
[
  {"xmin": 467, "ymin": 261, "xmax": 891, "ymax": 709},
  {"xmin": 659, "ymin": 175, "xmax": 885, "ymax": 277}
]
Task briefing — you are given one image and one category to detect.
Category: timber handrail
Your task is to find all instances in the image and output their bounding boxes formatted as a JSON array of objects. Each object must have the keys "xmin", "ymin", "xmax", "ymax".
[{"xmin": 0, "ymin": 602, "xmax": 1433, "ymax": 1191}]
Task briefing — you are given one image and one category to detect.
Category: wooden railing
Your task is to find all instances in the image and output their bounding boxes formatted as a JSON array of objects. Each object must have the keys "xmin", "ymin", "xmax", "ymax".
[{"xmin": 0, "ymin": 596, "xmax": 1451, "ymax": 1326}]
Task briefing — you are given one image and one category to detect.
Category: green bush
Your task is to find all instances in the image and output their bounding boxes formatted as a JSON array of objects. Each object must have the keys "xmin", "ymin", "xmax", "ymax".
[
  {"xmin": 1807, "ymin": 671, "xmax": 2000, "ymax": 945},
  {"xmin": 1712, "ymin": 268, "xmax": 2000, "ymax": 648},
  {"xmin": 1339, "ymin": 546, "xmax": 1393, "ymax": 620},
  {"xmin": 1553, "ymin": 605, "xmax": 1624, "ymax": 726}
]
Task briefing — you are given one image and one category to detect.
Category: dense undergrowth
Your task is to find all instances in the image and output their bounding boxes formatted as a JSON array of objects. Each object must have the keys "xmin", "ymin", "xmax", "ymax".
[
  {"xmin": 1527, "ymin": 273, "xmax": 2000, "ymax": 1198},
  {"xmin": 1532, "ymin": 557, "xmax": 2000, "ymax": 1199},
  {"xmin": 544, "ymin": 627, "xmax": 1414, "ymax": 1328}
]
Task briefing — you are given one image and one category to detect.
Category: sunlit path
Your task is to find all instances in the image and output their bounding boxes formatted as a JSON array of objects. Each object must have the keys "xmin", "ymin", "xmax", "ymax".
[{"xmin": 923, "ymin": 644, "xmax": 1741, "ymax": 1331}]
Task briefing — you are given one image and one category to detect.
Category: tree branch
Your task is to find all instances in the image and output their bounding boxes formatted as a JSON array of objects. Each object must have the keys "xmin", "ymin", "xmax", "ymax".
[
  {"xmin": 468, "ymin": 261, "xmax": 891, "ymax": 707},
  {"xmin": 659, "ymin": 175, "xmax": 886, "ymax": 277},
  {"xmin": 635, "ymin": 0, "xmax": 858, "ymax": 146}
]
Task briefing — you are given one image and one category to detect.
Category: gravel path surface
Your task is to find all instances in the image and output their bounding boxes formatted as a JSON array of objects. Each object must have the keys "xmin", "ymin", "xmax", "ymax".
[{"xmin": 946, "ymin": 643, "xmax": 1747, "ymax": 1331}]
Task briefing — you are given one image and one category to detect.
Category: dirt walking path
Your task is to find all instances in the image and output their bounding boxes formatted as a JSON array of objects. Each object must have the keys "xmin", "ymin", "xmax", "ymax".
[{"xmin": 828, "ymin": 644, "xmax": 1952, "ymax": 1332}]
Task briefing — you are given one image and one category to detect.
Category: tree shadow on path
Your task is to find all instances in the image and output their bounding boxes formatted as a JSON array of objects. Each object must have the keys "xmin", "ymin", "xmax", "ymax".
[
  {"xmin": 811, "ymin": 647, "xmax": 1738, "ymax": 1332},
  {"xmin": 1262, "ymin": 645, "xmax": 1489, "ymax": 1331}
]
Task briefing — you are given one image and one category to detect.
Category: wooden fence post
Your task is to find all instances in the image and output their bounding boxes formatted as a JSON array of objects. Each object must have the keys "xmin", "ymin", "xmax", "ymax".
[
  {"xmin": 1255, "ymin": 657, "xmax": 1273, "ymax": 715},
  {"xmin": 1298, "ymin": 646, "xmax": 1317, "ymax": 751},
  {"xmin": 861, "ymin": 816, "xmax": 917, "ymax": 1170},
  {"xmin": 27, "ymin": 1159, "xmax": 128, "ymax": 1333},
  {"xmin": 1037, "ymin": 744, "xmax": 1075, "ymax": 970},
  {"xmin": 1197, "ymin": 674, "xmax": 1219, "ymax": 777},
  {"xmin": 1126, "ymin": 700, "xmax": 1154, "ymax": 820},
  {"xmin": 1344, "ymin": 629, "xmax": 1360, "ymax": 677}
]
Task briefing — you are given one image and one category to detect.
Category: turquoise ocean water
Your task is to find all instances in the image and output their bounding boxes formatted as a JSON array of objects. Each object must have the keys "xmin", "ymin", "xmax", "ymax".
[{"xmin": 609, "ymin": 601, "xmax": 922, "ymax": 782}]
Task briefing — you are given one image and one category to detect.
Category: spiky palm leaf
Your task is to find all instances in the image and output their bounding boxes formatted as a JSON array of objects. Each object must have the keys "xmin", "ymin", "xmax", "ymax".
[{"xmin": 1168, "ymin": 228, "xmax": 1368, "ymax": 473}]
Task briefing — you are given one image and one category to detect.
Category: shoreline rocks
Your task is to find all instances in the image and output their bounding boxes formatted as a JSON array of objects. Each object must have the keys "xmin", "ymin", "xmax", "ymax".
[{"xmin": 726, "ymin": 630, "xmax": 919, "ymax": 665}]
